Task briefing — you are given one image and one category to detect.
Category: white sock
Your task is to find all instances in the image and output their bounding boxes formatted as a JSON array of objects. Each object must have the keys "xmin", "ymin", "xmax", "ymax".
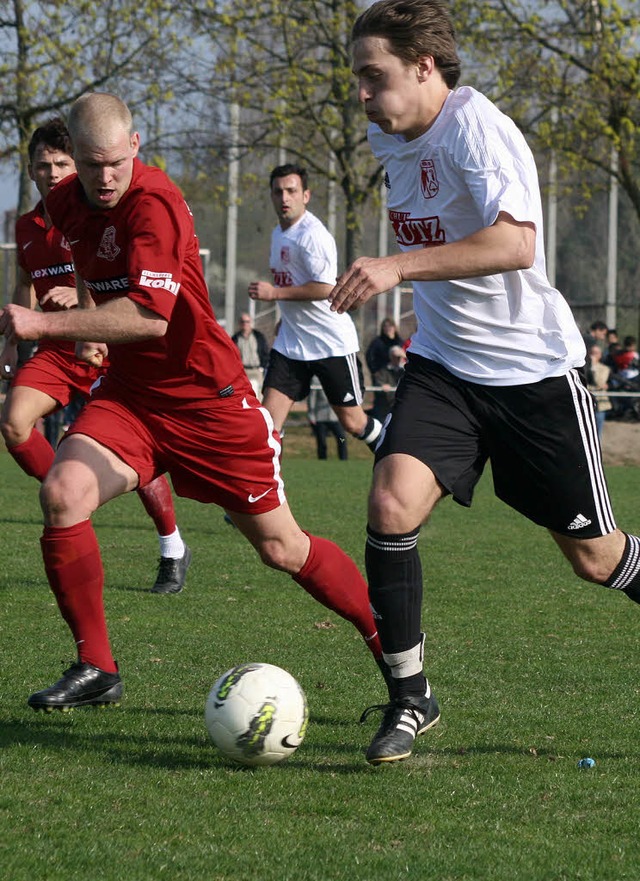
[{"xmin": 159, "ymin": 527, "xmax": 185, "ymax": 559}]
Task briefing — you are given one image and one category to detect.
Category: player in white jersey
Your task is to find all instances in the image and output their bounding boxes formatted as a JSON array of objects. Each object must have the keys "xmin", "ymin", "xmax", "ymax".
[
  {"xmin": 329, "ymin": 0, "xmax": 640, "ymax": 765},
  {"xmin": 248, "ymin": 164, "xmax": 382, "ymax": 452}
]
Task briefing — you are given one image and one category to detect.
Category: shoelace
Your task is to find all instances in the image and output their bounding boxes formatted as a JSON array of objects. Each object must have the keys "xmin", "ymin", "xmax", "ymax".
[
  {"xmin": 359, "ymin": 698, "xmax": 424, "ymax": 725},
  {"xmin": 360, "ymin": 697, "xmax": 425, "ymax": 724},
  {"xmin": 359, "ymin": 702, "xmax": 391, "ymax": 724}
]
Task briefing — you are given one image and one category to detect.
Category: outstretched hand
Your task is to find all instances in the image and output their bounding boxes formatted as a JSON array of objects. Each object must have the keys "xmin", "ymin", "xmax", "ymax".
[{"xmin": 329, "ymin": 255, "xmax": 403, "ymax": 313}]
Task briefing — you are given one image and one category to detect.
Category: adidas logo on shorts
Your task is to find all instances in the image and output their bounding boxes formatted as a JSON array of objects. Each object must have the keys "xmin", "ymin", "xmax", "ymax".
[{"xmin": 568, "ymin": 513, "xmax": 592, "ymax": 530}]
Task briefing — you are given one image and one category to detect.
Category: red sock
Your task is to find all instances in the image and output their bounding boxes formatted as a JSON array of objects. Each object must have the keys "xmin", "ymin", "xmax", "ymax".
[
  {"xmin": 41, "ymin": 521, "xmax": 117, "ymax": 673},
  {"xmin": 292, "ymin": 533, "xmax": 382, "ymax": 659},
  {"xmin": 136, "ymin": 475, "xmax": 177, "ymax": 535},
  {"xmin": 9, "ymin": 428, "xmax": 55, "ymax": 481}
]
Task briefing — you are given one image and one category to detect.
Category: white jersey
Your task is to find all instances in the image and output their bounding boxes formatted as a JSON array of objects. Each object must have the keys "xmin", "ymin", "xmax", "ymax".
[
  {"xmin": 369, "ymin": 86, "xmax": 586, "ymax": 386},
  {"xmin": 269, "ymin": 210, "xmax": 359, "ymax": 361}
]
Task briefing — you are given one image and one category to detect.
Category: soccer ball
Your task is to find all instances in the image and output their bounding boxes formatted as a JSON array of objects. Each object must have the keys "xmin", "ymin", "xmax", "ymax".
[{"xmin": 205, "ymin": 663, "xmax": 308, "ymax": 767}]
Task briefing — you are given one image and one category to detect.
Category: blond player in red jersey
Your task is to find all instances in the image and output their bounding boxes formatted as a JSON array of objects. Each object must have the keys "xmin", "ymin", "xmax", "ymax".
[
  {"xmin": 0, "ymin": 94, "xmax": 389, "ymax": 713},
  {"xmin": 0, "ymin": 118, "xmax": 191, "ymax": 595}
]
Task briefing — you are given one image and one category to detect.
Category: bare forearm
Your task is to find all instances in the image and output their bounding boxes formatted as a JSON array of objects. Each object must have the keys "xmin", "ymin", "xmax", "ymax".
[
  {"xmin": 275, "ymin": 282, "xmax": 333, "ymax": 301},
  {"xmin": 1, "ymin": 297, "xmax": 167, "ymax": 344},
  {"xmin": 249, "ymin": 278, "xmax": 333, "ymax": 303},
  {"xmin": 396, "ymin": 219, "xmax": 535, "ymax": 282},
  {"xmin": 46, "ymin": 299, "xmax": 166, "ymax": 342}
]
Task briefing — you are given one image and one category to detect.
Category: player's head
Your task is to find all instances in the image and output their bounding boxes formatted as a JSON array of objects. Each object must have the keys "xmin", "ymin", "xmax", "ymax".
[
  {"xmin": 589, "ymin": 320, "xmax": 608, "ymax": 340},
  {"xmin": 67, "ymin": 92, "xmax": 140, "ymax": 210},
  {"xmin": 351, "ymin": 0, "xmax": 460, "ymax": 139},
  {"xmin": 269, "ymin": 164, "xmax": 310, "ymax": 229},
  {"xmin": 589, "ymin": 344, "xmax": 602, "ymax": 363},
  {"xmin": 381, "ymin": 317, "xmax": 397, "ymax": 337},
  {"xmin": 238, "ymin": 312, "xmax": 253, "ymax": 334},
  {"xmin": 27, "ymin": 117, "xmax": 75, "ymax": 200}
]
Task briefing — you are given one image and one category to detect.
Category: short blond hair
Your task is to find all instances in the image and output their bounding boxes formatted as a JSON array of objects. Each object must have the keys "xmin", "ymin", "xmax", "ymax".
[{"xmin": 68, "ymin": 93, "xmax": 132, "ymax": 144}]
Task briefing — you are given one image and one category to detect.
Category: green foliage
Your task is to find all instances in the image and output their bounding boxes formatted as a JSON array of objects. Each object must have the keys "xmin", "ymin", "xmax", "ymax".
[
  {"xmin": 0, "ymin": 0, "xmax": 186, "ymax": 213},
  {"xmin": 453, "ymin": 0, "xmax": 640, "ymax": 218},
  {"xmin": 187, "ymin": 0, "xmax": 379, "ymax": 262},
  {"xmin": 1, "ymin": 449, "xmax": 640, "ymax": 879}
]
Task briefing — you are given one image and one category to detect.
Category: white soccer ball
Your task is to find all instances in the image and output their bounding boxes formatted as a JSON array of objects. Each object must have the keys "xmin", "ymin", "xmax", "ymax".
[{"xmin": 205, "ymin": 663, "xmax": 308, "ymax": 767}]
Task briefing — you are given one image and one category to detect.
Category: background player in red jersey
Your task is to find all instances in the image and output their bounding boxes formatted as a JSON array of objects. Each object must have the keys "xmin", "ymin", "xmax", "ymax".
[
  {"xmin": 0, "ymin": 94, "xmax": 388, "ymax": 712},
  {"xmin": 0, "ymin": 118, "xmax": 191, "ymax": 595}
]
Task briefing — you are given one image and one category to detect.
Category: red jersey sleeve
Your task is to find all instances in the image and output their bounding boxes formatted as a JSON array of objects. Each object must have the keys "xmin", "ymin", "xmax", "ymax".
[{"xmin": 125, "ymin": 191, "xmax": 194, "ymax": 321}]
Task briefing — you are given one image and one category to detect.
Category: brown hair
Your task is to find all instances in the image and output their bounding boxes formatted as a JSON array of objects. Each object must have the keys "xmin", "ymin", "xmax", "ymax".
[
  {"xmin": 28, "ymin": 117, "xmax": 72, "ymax": 163},
  {"xmin": 352, "ymin": 0, "xmax": 461, "ymax": 89}
]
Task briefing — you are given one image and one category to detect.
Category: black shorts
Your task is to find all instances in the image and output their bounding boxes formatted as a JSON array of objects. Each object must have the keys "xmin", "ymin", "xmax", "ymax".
[
  {"xmin": 263, "ymin": 349, "xmax": 365, "ymax": 407},
  {"xmin": 376, "ymin": 355, "xmax": 616, "ymax": 538}
]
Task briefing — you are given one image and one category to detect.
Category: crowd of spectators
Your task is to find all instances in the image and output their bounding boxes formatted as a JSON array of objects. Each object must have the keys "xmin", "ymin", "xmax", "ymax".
[{"xmin": 584, "ymin": 320, "xmax": 639, "ymax": 430}]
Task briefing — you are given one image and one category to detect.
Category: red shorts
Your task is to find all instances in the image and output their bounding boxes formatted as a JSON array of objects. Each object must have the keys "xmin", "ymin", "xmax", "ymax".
[
  {"xmin": 12, "ymin": 346, "xmax": 103, "ymax": 408},
  {"xmin": 64, "ymin": 389, "xmax": 286, "ymax": 515}
]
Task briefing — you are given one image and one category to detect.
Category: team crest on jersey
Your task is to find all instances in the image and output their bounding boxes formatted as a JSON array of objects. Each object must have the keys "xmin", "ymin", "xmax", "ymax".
[
  {"xmin": 420, "ymin": 159, "xmax": 439, "ymax": 199},
  {"xmin": 60, "ymin": 234, "xmax": 72, "ymax": 252},
  {"xmin": 280, "ymin": 246, "xmax": 290, "ymax": 264},
  {"xmin": 97, "ymin": 226, "xmax": 121, "ymax": 262}
]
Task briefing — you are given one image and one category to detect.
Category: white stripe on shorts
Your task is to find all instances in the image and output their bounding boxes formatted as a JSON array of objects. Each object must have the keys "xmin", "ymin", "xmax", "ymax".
[
  {"xmin": 242, "ymin": 396, "xmax": 287, "ymax": 506},
  {"xmin": 566, "ymin": 369, "xmax": 616, "ymax": 534},
  {"xmin": 345, "ymin": 351, "xmax": 364, "ymax": 406}
]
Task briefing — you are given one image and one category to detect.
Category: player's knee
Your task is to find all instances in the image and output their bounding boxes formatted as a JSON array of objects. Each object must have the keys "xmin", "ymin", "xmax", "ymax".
[
  {"xmin": 40, "ymin": 472, "xmax": 85, "ymax": 521},
  {"xmin": 0, "ymin": 411, "xmax": 27, "ymax": 446},
  {"xmin": 257, "ymin": 539, "xmax": 291, "ymax": 573},
  {"xmin": 256, "ymin": 534, "xmax": 308, "ymax": 575},
  {"xmin": 368, "ymin": 485, "xmax": 412, "ymax": 534},
  {"xmin": 341, "ymin": 409, "xmax": 365, "ymax": 435},
  {"xmin": 569, "ymin": 556, "xmax": 612, "ymax": 585}
]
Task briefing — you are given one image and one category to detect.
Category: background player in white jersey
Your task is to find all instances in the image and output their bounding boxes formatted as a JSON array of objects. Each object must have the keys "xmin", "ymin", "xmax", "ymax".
[
  {"xmin": 329, "ymin": 0, "xmax": 640, "ymax": 765},
  {"xmin": 248, "ymin": 164, "xmax": 382, "ymax": 452}
]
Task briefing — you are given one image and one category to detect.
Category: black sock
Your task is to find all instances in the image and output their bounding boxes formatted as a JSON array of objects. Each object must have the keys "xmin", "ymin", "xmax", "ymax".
[
  {"xmin": 365, "ymin": 525, "xmax": 423, "ymax": 654},
  {"xmin": 605, "ymin": 534, "xmax": 640, "ymax": 602}
]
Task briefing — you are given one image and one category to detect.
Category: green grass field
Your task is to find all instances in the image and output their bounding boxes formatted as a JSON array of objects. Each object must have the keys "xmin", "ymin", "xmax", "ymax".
[{"xmin": 1, "ymin": 435, "xmax": 639, "ymax": 880}]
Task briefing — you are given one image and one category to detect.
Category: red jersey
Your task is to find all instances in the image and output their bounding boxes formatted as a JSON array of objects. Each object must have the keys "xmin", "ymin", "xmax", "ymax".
[
  {"xmin": 47, "ymin": 159, "xmax": 250, "ymax": 408},
  {"xmin": 15, "ymin": 201, "xmax": 76, "ymax": 356}
]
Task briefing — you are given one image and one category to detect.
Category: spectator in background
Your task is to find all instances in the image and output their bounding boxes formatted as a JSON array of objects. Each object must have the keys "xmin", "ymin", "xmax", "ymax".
[
  {"xmin": 370, "ymin": 344, "xmax": 407, "ymax": 422},
  {"xmin": 583, "ymin": 319, "xmax": 609, "ymax": 354},
  {"xmin": 307, "ymin": 381, "xmax": 348, "ymax": 460},
  {"xmin": 366, "ymin": 317, "xmax": 405, "ymax": 376},
  {"xmin": 587, "ymin": 345, "xmax": 612, "ymax": 439},
  {"xmin": 604, "ymin": 329, "xmax": 620, "ymax": 369},
  {"xmin": 613, "ymin": 336, "xmax": 639, "ymax": 379},
  {"xmin": 232, "ymin": 312, "xmax": 270, "ymax": 400}
]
